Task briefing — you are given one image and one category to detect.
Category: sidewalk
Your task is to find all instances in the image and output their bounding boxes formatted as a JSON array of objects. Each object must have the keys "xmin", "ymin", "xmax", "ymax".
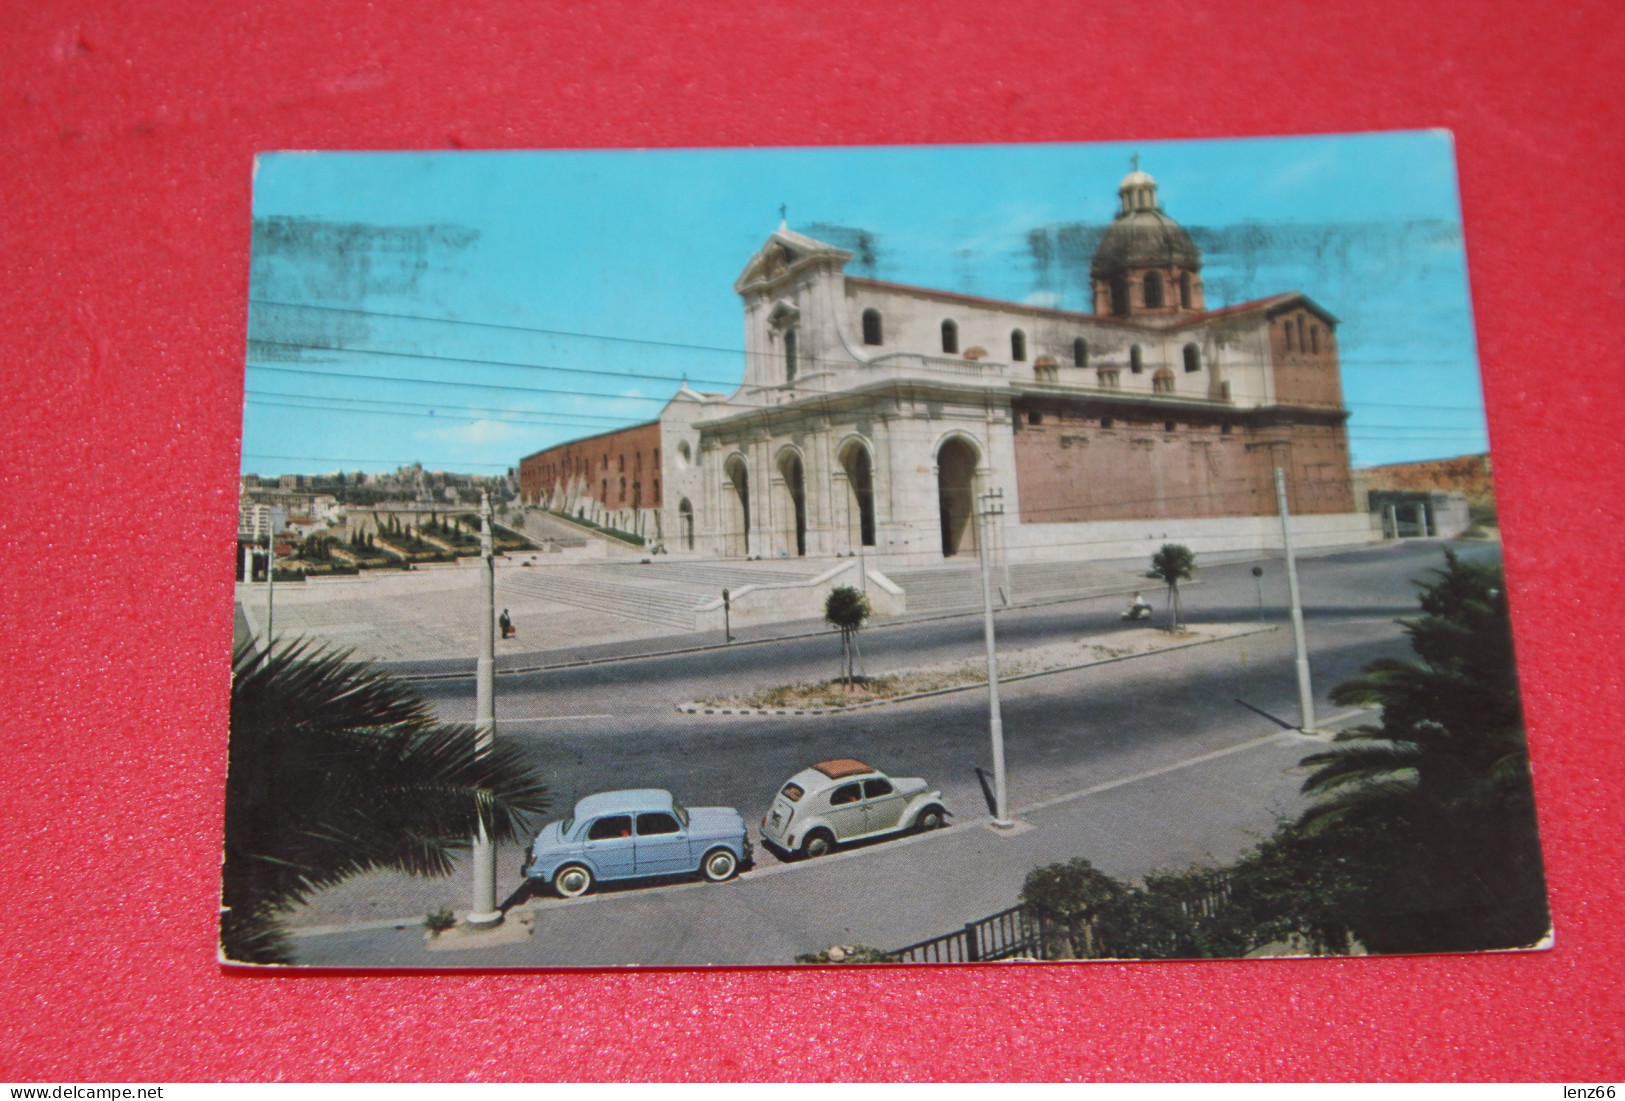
[
  {"xmin": 232, "ymin": 540, "xmax": 1391, "ymax": 678},
  {"xmin": 285, "ymin": 721, "xmax": 1345, "ymax": 968}
]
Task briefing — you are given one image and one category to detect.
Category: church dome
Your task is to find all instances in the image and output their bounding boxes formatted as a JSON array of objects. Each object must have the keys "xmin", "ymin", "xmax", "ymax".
[{"xmin": 1089, "ymin": 168, "xmax": 1201, "ymax": 281}]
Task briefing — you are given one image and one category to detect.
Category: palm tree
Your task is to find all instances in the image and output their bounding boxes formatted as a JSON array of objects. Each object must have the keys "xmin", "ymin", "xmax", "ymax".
[
  {"xmin": 1149, "ymin": 543, "xmax": 1195, "ymax": 630},
  {"xmin": 222, "ymin": 640, "xmax": 550, "ymax": 964},
  {"xmin": 1294, "ymin": 549, "xmax": 1547, "ymax": 952},
  {"xmin": 1302, "ymin": 549, "xmax": 1525, "ymax": 826}
]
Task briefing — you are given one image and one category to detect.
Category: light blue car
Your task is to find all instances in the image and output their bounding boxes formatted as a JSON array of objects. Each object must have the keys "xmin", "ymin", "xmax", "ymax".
[{"xmin": 522, "ymin": 789, "xmax": 752, "ymax": 898}]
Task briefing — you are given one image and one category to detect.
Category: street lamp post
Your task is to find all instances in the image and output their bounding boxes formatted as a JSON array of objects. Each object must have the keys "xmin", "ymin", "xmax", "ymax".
[
  {"xmin": 722, "ymin": 588, "xmax": 732, "ymax": 643},
  {"xmin": 977, "ymin": 488, "xmax": 1011, "ymax": 827},
  {"xmin": 264, "ymin": 531, "xmax": 275, "ymax": 651},
  {"xmin": 1274, "ymin": 467, "xmax": 1317, "ymax": 734},
  {"xmin": 467, "ymin": 491, "xmax": 503, "ymax": 929}
]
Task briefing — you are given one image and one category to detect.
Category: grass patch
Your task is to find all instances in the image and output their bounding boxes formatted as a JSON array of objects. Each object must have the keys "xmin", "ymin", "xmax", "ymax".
[
  {"xmin": 695, "ymin": 668, "xmax": 984, "ymax": 710},
  {"xmin": 688, "ymin": 631, "xmax": 1233, "ymax": 712}
]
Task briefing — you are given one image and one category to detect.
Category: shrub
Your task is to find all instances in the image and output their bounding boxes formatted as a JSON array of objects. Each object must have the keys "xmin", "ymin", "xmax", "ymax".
[{"xmin": 794, "ymin": 944, "xmax": 894, "ymax": 964}]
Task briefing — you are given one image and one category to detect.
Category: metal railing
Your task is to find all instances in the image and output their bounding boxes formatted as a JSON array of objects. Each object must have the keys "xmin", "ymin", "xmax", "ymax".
[
  {"xmin": 890, "ymin": 879, "xmax": 1238, "ymax": 963},
  {"xmin": 891, "ymin": 905, "xmax": 1049, "ymax": 964}
]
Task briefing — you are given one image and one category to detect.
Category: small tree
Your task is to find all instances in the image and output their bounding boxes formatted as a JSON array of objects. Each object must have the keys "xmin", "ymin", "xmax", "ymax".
[
  {"xmin": 1150, "ymin": 543, "xmax": 1196, "ymax": 631},
  {"xmin": 824, "ymin": 585, "xmax": 870, "ymax": 689}
]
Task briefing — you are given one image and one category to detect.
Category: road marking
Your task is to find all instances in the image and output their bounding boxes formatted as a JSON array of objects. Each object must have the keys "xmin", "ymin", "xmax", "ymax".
[
  {"xmin": 287, "ymin": 721, "xmax": 1347, "ymax": 938},
  {"xmin": 494, "ymin": 714, "xmax": 616, "ymax": 723},
  {"xmin": 1012, "ymin": 731, "xmax": 1309, "ymax": 818}
]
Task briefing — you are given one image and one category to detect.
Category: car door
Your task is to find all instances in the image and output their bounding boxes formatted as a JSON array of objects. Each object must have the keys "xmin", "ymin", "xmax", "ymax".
[
  {"xmin": 825, "ymin": 781, "xmax": 866, "ymax": 840},
  {"xmin": 583, "ymin": 814, "xmax": 637, "ymax": 879},
  {"xmin": 634, "ymin": 811, "xmax": 690, "ymax": 875},
  {"xmin": 862, "ymin": 776, "xmax": 906, "ymax": 834}
]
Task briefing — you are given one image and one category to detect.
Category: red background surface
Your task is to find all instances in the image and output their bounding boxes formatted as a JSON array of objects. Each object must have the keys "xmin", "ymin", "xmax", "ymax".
[{"xmin": 2, "ymin": 0, "xmax": 1622, "ymax": 1081}]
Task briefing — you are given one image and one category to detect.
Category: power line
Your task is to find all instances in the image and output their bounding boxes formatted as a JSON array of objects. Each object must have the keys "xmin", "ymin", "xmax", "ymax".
[
  {"xmin": 246, "ymin": 362, "xmax": 671, "ymax": 406},
  {"xmin": 248, "ymin": 338, "xmax": 741, "ymax": 391},
  {"xmin": 243, "ymin": 389, "xmax": 1488, "ymax": 441},
  {"xmin": 249, "ymin": 298, "xmax": 750, "ymax": 356},
  {"xmin": 245, "ymin": 389, "xmax": 626, "ymax": 424},
  {"xmin": 245, "ymin": 396, "xmax": 633, "ymax": 430},
  {"xmin": 246, "ymin": 363, "xmax": 1489, "ymax": 429},
  {"xmin": 249, "ymin": 299, "xmax": 1491, "ymax": 404},
  {"xmin": 1348, "ymin": 400, "xmax": 1484, "ymax": 413},
  {"xmin": 243, "ymin": 451, "xmax": 513, "ymax": 471}
]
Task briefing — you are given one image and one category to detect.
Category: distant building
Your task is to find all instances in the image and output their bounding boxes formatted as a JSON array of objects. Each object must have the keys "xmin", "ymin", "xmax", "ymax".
[
  {"xmin": 237, "ymin": 502, "xmax": 285, "ymax": 541},
  {"xmin": 519, "ymin": 168, "xmax": 1369, "ymax": 563},
  {"xmin": 1360, "ymin": 452, "xmax": 1493, "ymax": 504}
]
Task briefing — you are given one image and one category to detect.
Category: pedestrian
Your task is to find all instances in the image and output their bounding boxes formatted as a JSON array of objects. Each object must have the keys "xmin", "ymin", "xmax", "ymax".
[{"xmin": 499, "ymin": 609, "xmax": 513, "ymax": 639}]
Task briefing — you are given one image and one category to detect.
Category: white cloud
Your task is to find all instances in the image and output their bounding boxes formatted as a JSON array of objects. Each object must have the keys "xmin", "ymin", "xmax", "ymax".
[{"xmin": 415, "ymin": 418, "xmax": 525, "ymax": 446}]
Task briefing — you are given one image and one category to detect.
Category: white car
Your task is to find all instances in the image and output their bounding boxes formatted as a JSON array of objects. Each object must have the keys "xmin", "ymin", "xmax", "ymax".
[{"xmin": 759, "ymin": 759, "xmax": 947, "ymax": 858}]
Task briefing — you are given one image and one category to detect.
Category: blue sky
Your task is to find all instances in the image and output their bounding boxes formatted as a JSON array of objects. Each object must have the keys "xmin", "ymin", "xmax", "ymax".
[{"xmin": 243, "ymin": 131, "xmax": 1487, "ymax": 476}]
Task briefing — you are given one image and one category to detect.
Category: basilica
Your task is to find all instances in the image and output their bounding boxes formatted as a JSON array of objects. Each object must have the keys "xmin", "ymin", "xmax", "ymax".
[{"xmin": 518, "ymin": 168, "xmax": 1370, "ymax": 564}]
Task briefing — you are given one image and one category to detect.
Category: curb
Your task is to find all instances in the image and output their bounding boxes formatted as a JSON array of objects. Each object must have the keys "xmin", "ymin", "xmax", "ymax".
[
  {"xmin": 391, "ymin": 581, "xmax": 1159, "ymax": 682},
  {"xmin": 674, "ymin": 623, "xmax": 1280, "ymax": 717},
  {"xmin": 283, "ymin": 718, "xmax": 1343, "ymax": 942}
]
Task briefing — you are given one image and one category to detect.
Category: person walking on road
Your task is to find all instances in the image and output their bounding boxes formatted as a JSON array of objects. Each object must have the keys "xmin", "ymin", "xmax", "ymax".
[{"xmin": 499, "ymin": 609, "xmax": 513, "ymax": 639}]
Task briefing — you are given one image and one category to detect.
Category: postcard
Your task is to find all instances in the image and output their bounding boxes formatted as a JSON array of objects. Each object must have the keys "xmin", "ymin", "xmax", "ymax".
[{"xmin": 224, "ymin": 132, "xmax": 1548, "ymax": 967}]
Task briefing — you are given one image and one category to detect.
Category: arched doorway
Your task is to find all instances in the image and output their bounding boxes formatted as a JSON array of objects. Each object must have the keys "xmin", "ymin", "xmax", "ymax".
[
  {"xmin": 936, "ymin": 437, "xmax": 979, "ymax": 557},
  {"xmin": 678, "ymin": 497, "xmax": 694, "ymax": 550},
  {"xmin": 724, "ymin": 454, "xmax": 750, "ymax": 557},
  {"xmin": 776, "ymin": 450, "xmax": 807, "ymax": 557},
  {"xmin": 839, "ymin": 441, "xmax": 876, "ymax": 549}
]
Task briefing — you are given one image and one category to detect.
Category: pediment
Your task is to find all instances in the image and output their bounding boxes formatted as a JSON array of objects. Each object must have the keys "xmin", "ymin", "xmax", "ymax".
[{"xmin": 734, "ymin": 226, "xmax": 853, "ymax": 294}]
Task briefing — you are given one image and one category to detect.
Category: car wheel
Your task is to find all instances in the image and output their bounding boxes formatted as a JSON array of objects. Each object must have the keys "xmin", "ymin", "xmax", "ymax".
[
  {"xmin": 553, "ymin": 863, "xmax": 594, "ymax": 898},
  {"xmin": 916, "ymin": 806, "xmax": 945, "ymax": 832},
  {"xmin": 801, "ymin": 829, "xmax": 835, "ymax": 859},
  {"xmin": 700, "ymin": 847, "xmax": 739, "ymax": 882}
]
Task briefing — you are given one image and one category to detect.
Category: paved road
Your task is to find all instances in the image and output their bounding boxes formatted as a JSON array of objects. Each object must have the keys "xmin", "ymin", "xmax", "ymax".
[
  {"xmin": 281, "ymin": 539, "xmax": 1501, "ymax": 963},
  {"xmin": 290, "ymin": 727, "xmax": 1334, "ymax": 967}
]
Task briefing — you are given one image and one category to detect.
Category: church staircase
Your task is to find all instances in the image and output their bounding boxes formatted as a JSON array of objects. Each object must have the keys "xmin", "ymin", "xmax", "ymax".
[{"xmin": 884, "ymin": 559, "xmax": 1146, "ymax": 617}]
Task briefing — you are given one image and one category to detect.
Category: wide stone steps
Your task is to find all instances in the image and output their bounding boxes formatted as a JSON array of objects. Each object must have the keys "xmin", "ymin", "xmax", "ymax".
[
  {"xmin": 887, "ymin": 560, "xmax": 1144, "ymax": 615},
  {"xmin": 624, "ymin": 561, "xmax": 822, "ymax": 589},
  {"xmin": 501, "ymin": 571, "xmax": 700, "ymax": 629},
  {"xmin": 498, "ymin": 556, "xmax": 1144, "ymax": 630},
  {"xmin": 499, "ymin": 560, "xmax": 830, "ymax": 631},
  {"xmin": 511, "ymin": 510, "xmax": 593, "ymax": 547}
]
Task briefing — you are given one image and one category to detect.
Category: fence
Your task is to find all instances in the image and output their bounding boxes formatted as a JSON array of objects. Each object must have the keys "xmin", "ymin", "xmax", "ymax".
[
  {"xmin": 890, "ymin": 878, "xmax": 1237, "ymax": 963},
  {"xmin": 891, "ymin": 905, "xmax": 1050, "ymax": 964}
]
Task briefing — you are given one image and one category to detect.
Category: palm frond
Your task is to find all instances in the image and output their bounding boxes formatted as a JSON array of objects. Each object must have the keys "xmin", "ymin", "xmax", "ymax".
[{"xmin": 222, "ymin": 640, "xmax": 550, "ymax": 963}]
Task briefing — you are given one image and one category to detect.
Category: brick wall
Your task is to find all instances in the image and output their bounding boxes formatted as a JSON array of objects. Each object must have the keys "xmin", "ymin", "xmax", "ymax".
[
  {"xmin": 518, "ymin": 421, "xmax": 664, "ymax": 510},
  {"xmin": 1011, "ymin": 403, "xmax": 1353, "ymax": 523}
]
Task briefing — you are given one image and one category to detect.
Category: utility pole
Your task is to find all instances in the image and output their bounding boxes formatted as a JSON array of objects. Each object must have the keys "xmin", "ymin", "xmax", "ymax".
[
  {"xmin": 977, "ymin": 488, "xmax": 1011, "ymax": 827},
  {"xmin": 264, "ymin": 531, "xmax": 275, "ymax": 651},
  {"xmin": 1274, "ymin": 467, "xmax": 1317, "ymax": 733},
  {"xmin": 468, "ymin": 491, "xmax": 503, "ymax": 929}
]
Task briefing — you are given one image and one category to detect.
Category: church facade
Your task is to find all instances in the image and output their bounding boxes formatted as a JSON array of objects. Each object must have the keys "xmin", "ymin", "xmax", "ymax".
[{"xmin": 518, "ymin": 169, "xmax": 1372, "ymax": 564}]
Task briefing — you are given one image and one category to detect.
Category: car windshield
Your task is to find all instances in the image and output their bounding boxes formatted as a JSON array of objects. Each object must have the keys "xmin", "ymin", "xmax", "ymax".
[
  {"xmin": 780, "ymin": 783, "xmax": 804, "ymax": 803},
  {"xmin": 670, "ymin": 799, "xmax": 690, "ymax": 828}
]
